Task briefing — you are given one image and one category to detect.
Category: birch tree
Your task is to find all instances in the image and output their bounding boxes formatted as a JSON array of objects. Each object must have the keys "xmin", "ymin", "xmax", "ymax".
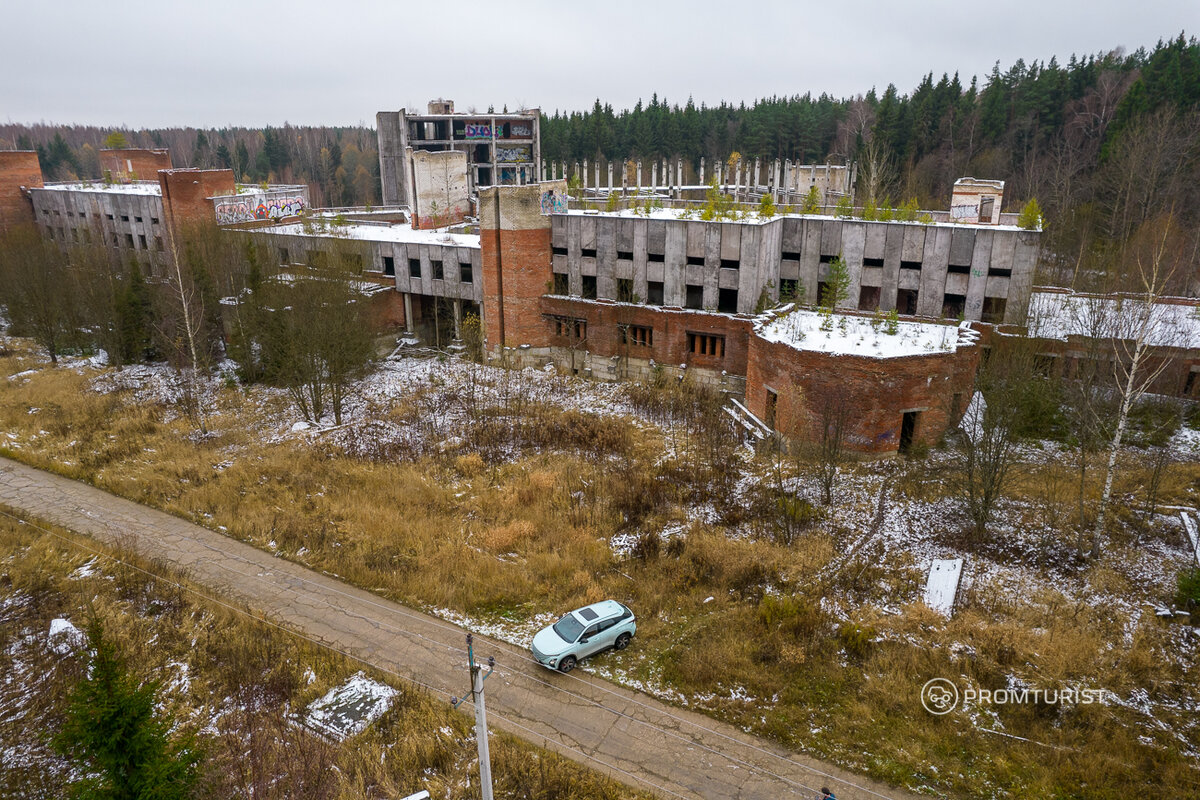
[{"xmin": 1090, "ymin": 216, "xmax": 1195, "ymax": 555}]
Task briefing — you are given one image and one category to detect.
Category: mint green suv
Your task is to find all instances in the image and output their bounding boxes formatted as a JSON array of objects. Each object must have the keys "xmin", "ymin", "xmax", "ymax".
[{"xmin": 530, "ymin": 600, "xmax": 636, "ymax": 672}]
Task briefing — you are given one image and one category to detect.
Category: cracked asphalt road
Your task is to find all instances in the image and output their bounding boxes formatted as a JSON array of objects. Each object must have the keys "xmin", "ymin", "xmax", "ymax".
[{"xmin": 0, "ymin": 456, "xmax": 927, "ymax": 800}]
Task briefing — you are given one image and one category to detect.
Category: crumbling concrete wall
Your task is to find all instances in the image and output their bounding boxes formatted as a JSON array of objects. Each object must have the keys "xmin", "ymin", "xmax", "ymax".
[
  {"xmin": 409, "ymin": 149, "xmax": 469, "ymax": 230},
  {"xmin": 951, "ymin": 178, "xmax": 1005, "ymax": 224}
]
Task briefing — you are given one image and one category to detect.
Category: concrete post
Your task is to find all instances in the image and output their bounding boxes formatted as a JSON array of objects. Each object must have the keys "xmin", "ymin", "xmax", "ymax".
[
  {"xmin": 699, "ymin": 157, "xmax": 705, "ymax": 186},
  {"xmin": 753, "ymin": 157, "xmax": 761, "ymax": 194},
  {"xmin": 734, "ymin": 161, "xmax": 742, "ymax": 201},
  {"xmin": 453, "ymin": 298, "xmax": 462, "ymax": 340},
  {"xmin": 607, "ymin": 161, "xmax": 613, "ymax": 190},
  {"xmin": 676, "ymin": 158, "xmax": 683, "ymax": 199},
  {"xmin": 636, "ymin": 161, "xmax": 642, "ymax": 194},
  {"xmin": 403, "ymin": 293, "xmax": 414, "ymax": 334},
  {"xmin": 582, "ymin": 159, "xmax": 588, "ymax": 193},
  {"xmin": 783, "ymin": 159, "xmax": 792, "ymax": 204},
  {"xmin": 594, "ymin": 161, "xmax": 600, "ymax": 193},
  {"xmin": 651, "ymin": 162, "xmax": 657, "ymax": 192},
  {"xmin": 774, "ymin": 159, "xmax": 782, "ymax": 203}
]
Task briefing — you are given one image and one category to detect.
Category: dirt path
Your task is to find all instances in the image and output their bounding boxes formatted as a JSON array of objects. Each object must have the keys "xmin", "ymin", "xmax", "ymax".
[{"xmin": 0, "ymin": 456, "xmax": 930, "ymax": 800}]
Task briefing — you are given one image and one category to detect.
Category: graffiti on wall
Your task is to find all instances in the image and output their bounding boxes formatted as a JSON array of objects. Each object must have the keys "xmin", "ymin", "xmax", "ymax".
[
  {"xmin": 463, "ymin": 123, "xmax": 493, "ymax": 139},
  {"xmin": 540, "ymin": 189, "xmax": 569, "ymax": 215},
  {"xmin": 215, "ymin": 193, "xmax": 307, "ymax": 225},
  {"xmin": 509, "ymin": 123, "xmax": 532, "ymax": 138},
  {"xmin": 495, "ymin": 145, "xmax": 532, "ymax": 164},
  {"xmin": 950, "ymin": 203, "xmax": 978, "ymax": 221}
]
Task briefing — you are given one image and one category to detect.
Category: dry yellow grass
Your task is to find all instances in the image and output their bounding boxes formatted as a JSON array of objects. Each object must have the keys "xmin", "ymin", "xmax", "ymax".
[{"xmin": 1, "ymin": 340, "xmax": 1197, "ymax": 799}]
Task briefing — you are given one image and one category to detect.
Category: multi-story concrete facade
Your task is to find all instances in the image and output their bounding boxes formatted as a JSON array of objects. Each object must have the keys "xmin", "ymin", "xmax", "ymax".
[{"xmin": 377, "ymin": 100, "xmax": 541, "ymax": 206}]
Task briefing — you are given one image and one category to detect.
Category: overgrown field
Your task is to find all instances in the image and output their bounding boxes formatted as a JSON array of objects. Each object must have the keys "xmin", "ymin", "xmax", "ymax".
[
  {"xmin": 1, "ymin": 337, "xmax": 1198, "ymax": 799},
  {"xmin": 0, "ymin": 510, "xmax": 649, "ymax": 800}
]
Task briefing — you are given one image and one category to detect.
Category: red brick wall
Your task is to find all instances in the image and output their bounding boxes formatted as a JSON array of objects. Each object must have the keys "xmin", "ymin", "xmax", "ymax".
[
  {"xmin": 746, "ymin": 334, "xmax": 979, "ymax": 454},
  {"xmin": 0, "ymin": 151, "xmax": 42, "ymax": 234},
  {"xmin": 100, "ymin": 149, "xmax": 171, "ymax": 182},
  {"xmin": 369, "ymin": 289, "xmax": 407, "ymax": 330},
  {"xmin": 159, "ymin": 168, "xmax": 236, "ymax": 257},
  {"xmin": 539, "ymin": 296, "xmax": 753, "ymax": 374},
  {"xmin": 479, "ymin": 183, "xmax": 561, "ymax": 350}
]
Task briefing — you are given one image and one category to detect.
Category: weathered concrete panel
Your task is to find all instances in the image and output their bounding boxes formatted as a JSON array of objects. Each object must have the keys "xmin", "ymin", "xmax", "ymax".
[
  {"xmin": 840, "ymin": 221, "xmax": 867, "ymax": 309},
  {"xmin": 966, "ymin": 230, "xmax": 993, "ymax": 319},
  {"xmin": 879, "ymin": 224, "xmax": 904, "ymax": 311},
  {"xmin": 949, "ymin": 228, "xmax": 975, "ymax": 266},
  {"xmin": 901, "ymin": 226, "xmax": 927, "ymax": 263}
]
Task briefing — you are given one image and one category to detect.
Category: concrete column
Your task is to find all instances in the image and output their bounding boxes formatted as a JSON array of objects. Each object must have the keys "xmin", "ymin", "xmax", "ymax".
[
  {"xmin": 774, "ymin": 159, "xmax": 782, "ymax": 202},
  {"xmin": 594, "ymin": 161, "xmax": 600, "ymax": 192},
  {"xmin": 651, "ymin": 162, "xmax": 657, "ymax": 192},
  {"xmin": 753, "ymin": 158, "xmax": 761, "ymax": 194},
  {"xmin": 453, "ymin": 298, "xmax": 462, "ymax": 339},
  {"xmin": 783, "ymin": 160, "xmax": 792, "ymax": 204},
  {"xmin": 699, "ymin": 157, "xmax": 705, "ymax": 186},
  {"xmin": 403, "ymin": 292, "xmax": 414, "ymax": 334},
  {"xmin": 636, "ymin": 161, "xmax": 642, "ymax": 193},
  {"xmin": 607, "ymin": 162, "xmax": 613, "ymax": 190},
  {"xmin": 734, "ymin": 161, "xmax": 742, "ymax": 200},
  {"xmin": 621, "ymin": 160, "xmax": 628, "ymax": 194},
  {"xmin": 582, "ymin": 159, "xmax": 589, "ymax": 192},
  {"xmin": 676, "ymin": 158, "xmax": 683, "ymax": 199}
]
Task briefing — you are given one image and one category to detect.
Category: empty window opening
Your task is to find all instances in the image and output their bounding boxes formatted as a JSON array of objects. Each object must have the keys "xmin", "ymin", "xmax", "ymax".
[
  {"xmin": 899, "ymin": 411, "xmax": 919, "ymax": 454},
  {"xmin": 617, "ymin": 250, "xmax": 633, "ymax": 261},
  {"xmin": 720, "ymin": 258, "xmax": 739, "ymax": 270},
  {"xmin": 981, "ymin": 297, "xmax": 1007, "ymax": 323},
  {"xmin": 764, "ymin": 389, "xmax": 778, "ymax": 429},
  {"xmin": 138, "ymin": 234, "xmax": 147, "ymax": 249},
  {"xmin": 619, "ymin": 325, "xmax": 653, "ymax": 347},
  {"xmin": 781, "ymin": 250, "xmax": 801, "ymax": 262},
  {"xmin": 408, "ymin": 258, "xmax": 421, "ymax": 278},
  {"xmin": 858, "ymin": 286, "xmax": 881, "ymax": 311},
  {"xmin": 581, "ymin": 247, "xmax": 597, "ymax": 259},
  {"xmin": 863, "ymin": 256, "xmax": 884, "ymax": 268},
  {"xmin": 900, "ymin": 260, "xmax": 922, "ymax": 271},
  {"xmin": 307, "ymin": 250, "xmax": 328, "ymax": 268},
  {"xmin": 897, "ymin": 288, "xmax": 919, "ymax": 315},
  {"xmin": 431, "ymin": 260, "xmax": 444, "ymax": 280},
  {"xmin": 279, "ymin": 247, "xmax": 290, "ymax": 264},
  {"xmin": 151, "ymin": 217, "xmax": 159, "ymax": 225},
  {"xmin": 948, "ymin": 263, "xmax": 970, "ymax": 275},
  {"xmin": 553, "ymin": 272, "xmax": 569, "ymax": 294},
  {"xmin": 685, "ymin": 284, "xmax": 704, "ymax": 309},
  {"xmin": 648, "ymin": 251, "xmax": 665, "ymax": 263},
  {"xmin": 988, "ymin": 267, "xmax": 1012, "ymax": 278},
  {"xmin": 717, "ymin": 288, "xmax": 739, "ymax": 313},
  {"xmin": 647, "ymin": 281, "xmax": 664, "ymax": 306},
  {"xmin": 382, "ymin": 255, "xmax": 395, "ymax": 276},
  {"xmin": 686, "ymin": 255, "xmax": 705, "ymax": 267},
  {"xmin": 581, "ymin": 275, "xmax": 597, "ymax": 299},
  {"xmin": 819, "ymin": 253, "xmax": 838, "ymax": 264},
  {"xmin": 979, "ymin": 196, "xmax": 995, "ymax": 221},
  {"xmin": 121, "ymin": 215, "xmax": 129, "ymax": 222},
  {"xmin": 155, "ymin": 236, "xmax": 163, "ymax": 252},
  {"xmin": 459, "ymin": 262, "xmax": 473, "ymax": 283},
  {"xmin": 942, "ymin": 293, "xmax": 966, "ymax": 318},
  {"xmin": 1186, "ymin": 370, "xmax": 1200, "ymax": 396},
  {"xmin": 616, "ymin": 277, "xmax": 635, "ymax": 303},
  {"xmin": 124, "ymin": 233, "xmax": 134, "ymax": 248},
  {"xmin": 552, "ymin": 246, "xmax": 568, "ymax": 257},
  {"xmin": 554, "ymin": 317, "xmax": 587, "ymax": 340},
  {"xmin": 687, "ymin": 333, "xmax": 725, "ymax": 358},
  {"xmin": 135, "ymin": 216, "xmax": 143, "ymax": 223}
]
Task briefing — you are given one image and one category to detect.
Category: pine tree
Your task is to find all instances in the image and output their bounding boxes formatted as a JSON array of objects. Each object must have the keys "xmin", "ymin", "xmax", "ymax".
[
  {"xmin": 1018, "ymin": 198, "xmax": 1044, "ymax": 230},
  {"xmin": 54, "ymin": 618, "xmax": 202, "ymax": 799}
]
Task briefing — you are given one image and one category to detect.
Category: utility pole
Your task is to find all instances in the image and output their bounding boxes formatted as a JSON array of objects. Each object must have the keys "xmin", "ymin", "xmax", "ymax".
[{"xmin": 452, "ymin": 633, "xmax": 495, "ymax": 800}]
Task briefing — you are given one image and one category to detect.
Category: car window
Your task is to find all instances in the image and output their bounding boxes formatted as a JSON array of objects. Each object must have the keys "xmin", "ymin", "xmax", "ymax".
[
  {"xmin": 553, "ymin": 615, "xmax": 585, "ymax": 643},
  {"xmin": 597, "ymin": 619, "xmax": 616, "ymax": 632},
  {"xmin": 581, "ymin": 624, "xmax": 601, "ymax": 640}
]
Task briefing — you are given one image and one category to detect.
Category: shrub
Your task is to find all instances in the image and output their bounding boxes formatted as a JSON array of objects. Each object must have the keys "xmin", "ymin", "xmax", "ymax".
[
  {"xmin": 838, "ymin": 621, "xmax": 875, "ymax": 660},
  {"xmin": 1176, "ymin": 567, "xmax": 1200, "ymax": 612},
  {"xmin": 1018, "ymin": 198, "xmax": 1043, "ymax": 230}
]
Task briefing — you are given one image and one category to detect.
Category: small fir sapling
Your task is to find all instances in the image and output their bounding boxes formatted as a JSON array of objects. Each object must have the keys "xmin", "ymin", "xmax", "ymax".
[
  {"xmin": 834, "ymin": 195, "xmax": 853, "ymax": 219},
  {"xmin": 1018, "ymin": 198, "xmax": 1044, "ymax": 230},
  {"xmin": 802, "ymin": 185, "xmax": 822, "ymax": 214}
]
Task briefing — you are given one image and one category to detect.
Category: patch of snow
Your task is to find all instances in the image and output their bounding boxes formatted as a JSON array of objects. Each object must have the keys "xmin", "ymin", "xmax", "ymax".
[
  {"xmin": 756, "ymin": 307, "xmax": 974, "ymax": 359},
  {"xmin": 303, "ymin": 672, "xmax": 398, "ymax": 741},
  {"xmin": 47, "ymin": 618, "xmax": 85, "ymax": 655}
]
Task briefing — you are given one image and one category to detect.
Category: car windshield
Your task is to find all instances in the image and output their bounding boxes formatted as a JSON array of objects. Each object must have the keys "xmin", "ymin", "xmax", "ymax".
[{"xmin": 552, "ymin": 614, "xmax": 585, "ymax": 643}]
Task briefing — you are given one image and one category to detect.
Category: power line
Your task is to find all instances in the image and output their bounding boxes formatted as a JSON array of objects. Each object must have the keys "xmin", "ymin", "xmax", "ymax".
[{"xmin": 0, "ymin": 502, "xmax": 905, "ymax": 800}]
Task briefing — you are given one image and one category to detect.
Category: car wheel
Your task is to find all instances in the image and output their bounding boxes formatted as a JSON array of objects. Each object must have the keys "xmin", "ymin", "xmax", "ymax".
[
  {"xmin": 558, "ymin": 655, "xmax": 577, "ymax": 673},
  {"xmin": 614, "ymin": 633, "xmax": 631, "ymax": 651}
]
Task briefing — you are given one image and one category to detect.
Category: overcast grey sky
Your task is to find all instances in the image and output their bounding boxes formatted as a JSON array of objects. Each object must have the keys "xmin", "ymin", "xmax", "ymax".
[{"xmin": 1, "ymin": 0, "xmax": 1195, "ymax": 129}]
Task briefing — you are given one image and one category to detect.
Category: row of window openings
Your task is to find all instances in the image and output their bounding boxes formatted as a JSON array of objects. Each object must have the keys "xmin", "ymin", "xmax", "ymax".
[
  {"xmin": 551, "ymin": 319, "xmax": 724, "ymax": 359},
  {"xmin": 557, "ymin": 247, "xmax": 1009, "ymax": 279},
  {"xmin": 44, "ymin": 209, "xmax": 158, "ymax": 225},
  {"xmin": 554, "ymin": 246, "xmax": 736, "ymax": 270},
  {"xmin": 553, "ymin": 274, "xmax": 738, "ymax": 313},
  {"xmin": 51, "ymin": 225, "xmax": 161, "ymax": 252},
  {"xmin": 850, "ymin": 285, "xmax": 1006, "ymax": 322}
]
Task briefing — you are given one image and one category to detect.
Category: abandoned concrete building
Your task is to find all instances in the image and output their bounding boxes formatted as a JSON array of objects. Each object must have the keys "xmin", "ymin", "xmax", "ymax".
[
  {"xmin": 377, "ymin": 100, "xmax": 541, "ymax": 207},
  {"xmin": 0, "ymin": 126, "xmax": 1042, "ymax": 454}
]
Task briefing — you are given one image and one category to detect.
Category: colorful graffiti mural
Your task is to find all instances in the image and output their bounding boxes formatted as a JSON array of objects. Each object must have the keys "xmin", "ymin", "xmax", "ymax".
[
  {"xmin": 509, "ymin": 123, "xmax": 533, "ymax": 138},
  {"xmin": 495, "ymin": 145, "xmax": 532, "ymax": 164},
  {"xmin": 215, "ymin": 192, "xmax": 306, "ymax": 225},
  {"xmin": 463, "ymin": 123, "xmax": 493, "ymax": 139},
  {"xmin": 540, "ymin": 189, "xmax": 569, "ymax": 215}
]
